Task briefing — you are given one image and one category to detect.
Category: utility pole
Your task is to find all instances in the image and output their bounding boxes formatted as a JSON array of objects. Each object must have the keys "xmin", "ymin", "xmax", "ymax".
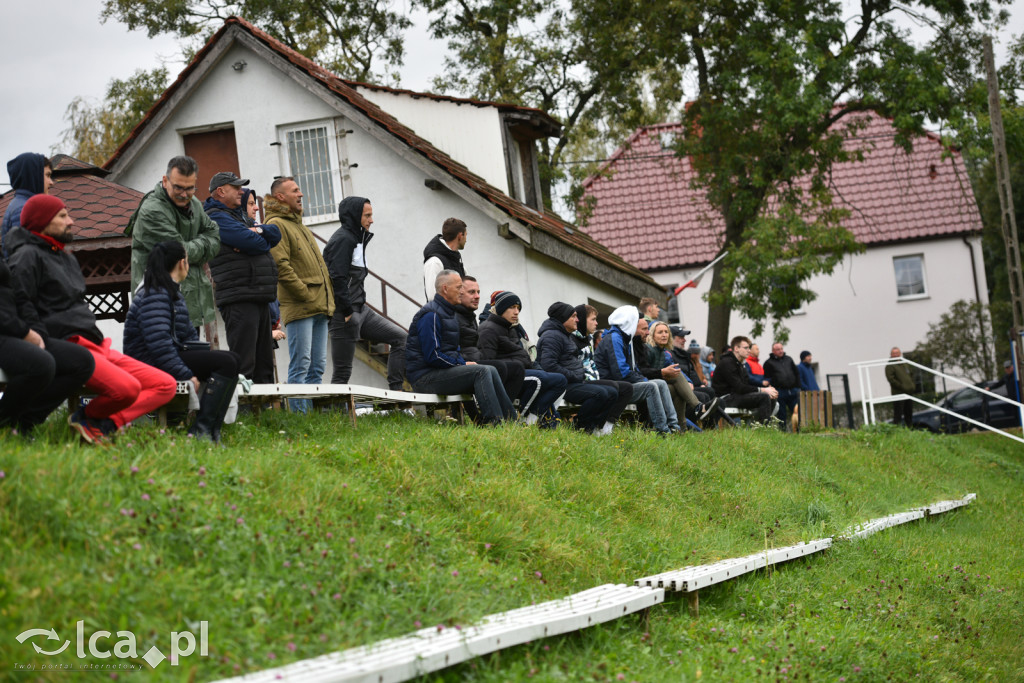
[{"xmin": 984, "ymin": 36, "xmax": 1024, "ymax": 379}]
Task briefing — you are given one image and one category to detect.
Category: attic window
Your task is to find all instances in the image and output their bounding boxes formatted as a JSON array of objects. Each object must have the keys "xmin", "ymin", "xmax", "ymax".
[
  {"xmin": 502, "ymin": 113, "xmax": 552, "ymax": 210},
  {"xmin": 279, "ymin": 120, "xmax": 341, "ymax": 223}
]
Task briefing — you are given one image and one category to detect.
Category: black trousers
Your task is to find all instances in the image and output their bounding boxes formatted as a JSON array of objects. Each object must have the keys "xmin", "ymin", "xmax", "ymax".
[
  {"xmin": 180, "ymin": 350, "xmax": 241, "ymax": 382},
  {"xmin": 590, "ymin": 379, "xmax": 633, "ymax": 423},
  {"xmin": 724, "ymin": 391, "xmax": 774, "ymax": 423},
  {"xmin": 0, "ymin": 336, "xmax": 94, "ymax": 429},
  {"xmin": 480, "ymin": 359, "xmax": 525, "ymax": 403},
  {"xmin": 220, "ymin": 301, "xmax": 275, "ymax": 383},
  {"xmin": 893, "ymin": 397, "xmax": 914, "ymax": 427}
]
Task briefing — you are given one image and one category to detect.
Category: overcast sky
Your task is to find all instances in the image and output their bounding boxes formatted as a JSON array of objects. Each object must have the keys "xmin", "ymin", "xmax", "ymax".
[{"xmin": 1, "ymin": 0, "xmax": 1021, "ymax": 188}]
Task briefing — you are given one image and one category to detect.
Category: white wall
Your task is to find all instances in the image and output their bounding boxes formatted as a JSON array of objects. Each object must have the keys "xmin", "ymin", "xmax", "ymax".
[
  {"xmin": 354, "ymin": 86, "xmax": 510, "ymax": 195},
  {"xmin": 654, "ymin": 235, "xmax": 988, "ymax": 404},
  {"xmin": 109, "ymin": 42, "xmax": 637, "ymax": 388}
]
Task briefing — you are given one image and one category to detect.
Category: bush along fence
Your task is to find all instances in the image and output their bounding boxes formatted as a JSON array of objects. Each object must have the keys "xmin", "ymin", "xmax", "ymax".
[{"xmin": 216, "ymin": 494, "xmax": 976, "ymax": 683}]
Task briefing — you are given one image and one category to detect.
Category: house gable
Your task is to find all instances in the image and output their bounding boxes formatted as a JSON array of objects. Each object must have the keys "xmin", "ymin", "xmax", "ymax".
[{"xmin": 105, "ymin": 17, "xmax": 659, "ymax": 301}]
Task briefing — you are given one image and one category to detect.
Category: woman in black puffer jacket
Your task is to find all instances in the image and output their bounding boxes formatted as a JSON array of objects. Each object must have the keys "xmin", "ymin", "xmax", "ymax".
[{"xmin": 123, "ymin": 241, "xmax": 240, "ymax": 442}]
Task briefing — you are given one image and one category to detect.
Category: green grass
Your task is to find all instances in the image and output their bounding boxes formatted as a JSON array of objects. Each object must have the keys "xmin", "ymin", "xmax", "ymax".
[{"xmin": 1, "ymin": 414, "xmax": 1022, "ymax": 681}]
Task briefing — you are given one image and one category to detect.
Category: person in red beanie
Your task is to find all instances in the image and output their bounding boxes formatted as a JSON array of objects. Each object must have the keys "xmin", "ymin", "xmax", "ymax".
[{"xmin": 7, "ymin": 195, "xmax": 177, "ymax": 444}]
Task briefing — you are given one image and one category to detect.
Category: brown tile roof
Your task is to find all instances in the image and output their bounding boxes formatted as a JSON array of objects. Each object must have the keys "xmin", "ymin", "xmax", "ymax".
[
  {"xmin": 580, "ymin": 111, "xmax": 983, "ymax": 271},
  {"xmin": 0, "ymin": 154, "xmax": 140, "ymax": 248},
  {"xmin": 104, "ymin": 16, "xmax": 655, "ymax": 289}
]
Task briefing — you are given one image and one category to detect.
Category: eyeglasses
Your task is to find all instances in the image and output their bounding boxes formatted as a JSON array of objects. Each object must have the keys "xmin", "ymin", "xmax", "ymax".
[{"xmin": 171, "ymin": 183, "xmax": 197, "ymax": 195}]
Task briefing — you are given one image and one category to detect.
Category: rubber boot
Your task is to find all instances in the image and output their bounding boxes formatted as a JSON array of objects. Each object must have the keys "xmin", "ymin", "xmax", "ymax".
[{"xmin": 189, "ymin": 373, "xmax": 238, "ymax": 443}]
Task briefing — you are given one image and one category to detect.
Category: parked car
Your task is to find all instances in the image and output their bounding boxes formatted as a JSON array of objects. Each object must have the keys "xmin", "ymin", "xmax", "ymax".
[{"xmin": 909, "ymin": 380, "xmax": 1021, "ymax": 433}]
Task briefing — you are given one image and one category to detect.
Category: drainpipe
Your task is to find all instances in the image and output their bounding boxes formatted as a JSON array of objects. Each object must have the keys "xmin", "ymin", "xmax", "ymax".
[{"xmin": 964, "ymin": 235, "xmax": 991, "ymax": 374}]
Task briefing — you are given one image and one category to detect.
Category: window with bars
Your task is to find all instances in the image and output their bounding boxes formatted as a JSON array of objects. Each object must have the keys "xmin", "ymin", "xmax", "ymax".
[
  {"xmin": 282, "ymin": 122, "xmax": 340, "ymax": 223},
  {"xmin": 893, "ymin": 254, "xmax": 927, "ymax": 299}
]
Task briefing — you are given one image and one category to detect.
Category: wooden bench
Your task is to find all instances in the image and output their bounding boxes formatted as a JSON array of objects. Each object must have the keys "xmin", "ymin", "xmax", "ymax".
[
  {"xmin": 236, "ymin": 383, "xmax": 472, "ymax": 428},
  {"xmin": 799, "ymin": 390, "xmax": 832, "ymax": 429}
]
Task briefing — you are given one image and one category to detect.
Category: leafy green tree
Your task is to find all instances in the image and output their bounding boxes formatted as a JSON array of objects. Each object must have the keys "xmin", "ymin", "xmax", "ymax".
[
  {"xmin": 416, "ymin": 0, "xmax": 685, "ymax": 208},
  {"xmin": 917, "ymin": 299, "xmax": 996, "ymax": 382},
  {"xmin": 59, "ymin": 68, "xmax": 169, "ymax": 166},
  {"xmin": 676, "ymin": 0, "xmax": 1005, "ymax": 352},
  {"xmin": 101, "ymin": 0, "xmax": 411, "ymax": 83}
]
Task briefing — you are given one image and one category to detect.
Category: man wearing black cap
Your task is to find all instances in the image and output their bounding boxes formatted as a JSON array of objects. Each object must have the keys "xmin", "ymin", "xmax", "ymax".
[
  {"xmin": 204, "ymin": 172, "xmax": 281, "ymax": 383},
  {"xmin": 127, "ymin": 155, "xmax": 221, "ymax": 329}
]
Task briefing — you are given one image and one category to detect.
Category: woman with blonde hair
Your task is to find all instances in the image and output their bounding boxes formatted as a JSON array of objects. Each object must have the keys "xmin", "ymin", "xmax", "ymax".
[{"xmin": 645, "ymin": 320, "xmax": 717, "ymax": 426}]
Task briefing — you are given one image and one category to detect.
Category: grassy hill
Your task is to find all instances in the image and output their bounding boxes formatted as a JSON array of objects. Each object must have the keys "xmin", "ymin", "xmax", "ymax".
[{"xmin": 1, "ymin": 414, "xmax": 1022, "ymax": 681}]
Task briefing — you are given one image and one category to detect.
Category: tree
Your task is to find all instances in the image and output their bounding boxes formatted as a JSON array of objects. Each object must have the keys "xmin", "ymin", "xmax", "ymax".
[
  {"xmin": 918, "ymin": 299, "xmax": 995, "ymax": 382},
  {"xmin": 101, "ymin": 0, "xmax": 411, "ymax": 83},
  {"xmin": 675, "ymin": 0, "xmax": 1001, "ymax": 352},
  {"xmin": 59, "ymin": 68, "xmax": 169, "ymax": 166},
  {"xmin": 416, "ymin": 0, "xmax": 685, "ymax": 208}
]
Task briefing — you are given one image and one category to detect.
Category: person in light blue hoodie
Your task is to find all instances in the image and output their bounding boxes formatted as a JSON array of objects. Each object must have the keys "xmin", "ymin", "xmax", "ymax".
[{"xmin": 2, "ymin": 153, "xmax": 53, "ymax": 260}]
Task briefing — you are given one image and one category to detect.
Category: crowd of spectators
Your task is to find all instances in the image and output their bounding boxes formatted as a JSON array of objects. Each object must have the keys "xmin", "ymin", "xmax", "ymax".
[{"xmin": 0, "ymin": 151, "xmax": 882, "ymax": 443}]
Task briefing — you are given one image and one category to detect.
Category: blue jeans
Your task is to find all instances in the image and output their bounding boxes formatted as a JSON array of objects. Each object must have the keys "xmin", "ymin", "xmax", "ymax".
[
  {"xmin": 412, "ymin": 364, "xmax": 515, "ymax": 423},
  {"xmin": 285, "ymin": 314, "xmax": 329, "ymax": 412},
  {"xmin": 631, "ymin": 379, "xmax": 680, "ymax": 432},
  {"xmin": 520, "ymin": 369, "xmax": 568, "ymax": 421}
]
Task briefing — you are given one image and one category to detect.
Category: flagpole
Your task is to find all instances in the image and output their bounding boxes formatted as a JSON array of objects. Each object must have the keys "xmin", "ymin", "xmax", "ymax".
[{"xmin": 673, "ymin": 251, "xmax": 728, "ymax": 296}]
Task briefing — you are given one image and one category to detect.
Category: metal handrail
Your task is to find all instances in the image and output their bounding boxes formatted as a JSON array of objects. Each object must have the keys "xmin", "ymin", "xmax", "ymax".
[
  {"xmin": 850, "ymin": 357, "xmax": 1024, "ymax": 444},
  {"xmin": 309, "ymin": 229, "xmax": 423, "ymax": 333}
]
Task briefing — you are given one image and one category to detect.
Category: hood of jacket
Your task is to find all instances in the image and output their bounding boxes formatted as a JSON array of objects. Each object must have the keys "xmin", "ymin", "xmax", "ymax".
[
  {"xmin": 700, "ymin": 345, "xmax": 715, "ymax": 363},
  {"xmin": 338, "ymin": 196, "xmax": 369, "ymax": 234},
  {"xmin": 608, "ymin": 305, "xmax": 639, "ymax": 337},
  {"xmin": 202, "ymin": 196, "xmax": 248, "ymax": 222},
  {"xmin": 263, "ymin": 194, "xmax": 301, "ymax": 222},
  {"xmin": 240, "ymin": 189, "xmax": 257, "ymax": 227},
  {"xmin": 7, "ymin": 153, "xmax": 48, "ymax": 194}
]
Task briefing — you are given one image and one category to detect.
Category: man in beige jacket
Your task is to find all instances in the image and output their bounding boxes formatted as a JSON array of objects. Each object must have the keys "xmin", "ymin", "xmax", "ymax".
[{"xmin": 267, "ymin": 177, "xmax": 334, "ymax": 410}]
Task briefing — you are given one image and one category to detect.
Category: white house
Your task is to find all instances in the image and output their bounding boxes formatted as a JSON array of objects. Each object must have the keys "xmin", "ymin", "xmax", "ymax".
[
  {"xmin": 579, "ymin": 113, "xmax": 989, "ymax": 405},
  {"xmin": 105, "ymin": 17, "xmax": 661, "ymax": 386}
]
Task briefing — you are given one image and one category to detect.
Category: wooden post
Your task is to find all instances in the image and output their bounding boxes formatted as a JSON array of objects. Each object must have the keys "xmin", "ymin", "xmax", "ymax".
[
  {"xmin": 984, "ymin": 36, "xmax": 1024, "ymax": 366},
  {"xmin": 347, "ymin": 395, "xmax": 358, "ymax": 429},
  {"xmin": 687, "ymin": 591, "xmax": 699, "ymax": 618}
]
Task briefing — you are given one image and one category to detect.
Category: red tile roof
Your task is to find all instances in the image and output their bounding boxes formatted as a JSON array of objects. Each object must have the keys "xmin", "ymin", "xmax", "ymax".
[
  {"xmin": 579, "ymin": 112, "xmax": 983, "ymax": 271},
  {"xmin": 104, "ymin": 17, "xmax": 654, "ymax": 289},
  {"xmin": 0, "ymin": 155, "xmax": 140, "ymax": 248}
]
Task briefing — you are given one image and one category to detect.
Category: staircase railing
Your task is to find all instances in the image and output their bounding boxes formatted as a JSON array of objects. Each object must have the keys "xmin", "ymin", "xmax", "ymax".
[
  {"xmin": 310, "ymin": 231, "xmax": 423, "ymax": 333},
  {"xmin": 851, "ymin": 357, "xmax": 1024, "ymax": 445}
]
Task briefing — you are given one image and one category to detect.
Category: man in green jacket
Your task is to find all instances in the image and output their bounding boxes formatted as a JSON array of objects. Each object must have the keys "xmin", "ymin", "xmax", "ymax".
[
  {"xmin": 885, "ymin": 346, "xmax": 916, "ymax": 427},
  {"xmin": 128, "ymin": 156, "xmax": 220, "ymax": 328},
  {"xmin": 266, "ymin": 177, "xmax": 334, "ymax": 410}
]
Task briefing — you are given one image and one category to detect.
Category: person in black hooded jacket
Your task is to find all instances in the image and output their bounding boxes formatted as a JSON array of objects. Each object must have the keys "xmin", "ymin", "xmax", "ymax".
[
  {"xmin": 2, "ymin": 153, "xmax": 53, "ymax": 260},
  {"xmin": 323, "ymin": 196, "xmax": 406, "ymax": 389}
]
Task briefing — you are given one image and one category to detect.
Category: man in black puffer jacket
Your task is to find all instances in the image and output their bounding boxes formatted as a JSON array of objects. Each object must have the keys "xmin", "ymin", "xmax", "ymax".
[
  {"xmin": 324, "ymin": 196, "xmax": 407, "ymax": 390},
  {"xmin": 205, "ymin": 177, "xmax": 281, "ymax": 382},
  {"xmin": 454, "ymin": 275, "xmax": 524, "ymax": 401}
]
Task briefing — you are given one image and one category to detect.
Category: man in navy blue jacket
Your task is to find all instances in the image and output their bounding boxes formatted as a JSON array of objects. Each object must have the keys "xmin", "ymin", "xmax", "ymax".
[
  {"xmin": 205, "ymin": 174, "xmax": 281, "ymax": 382},
  {"xmin": 406, "ymin": 270, "xmax": 514, "ymax": 424}
]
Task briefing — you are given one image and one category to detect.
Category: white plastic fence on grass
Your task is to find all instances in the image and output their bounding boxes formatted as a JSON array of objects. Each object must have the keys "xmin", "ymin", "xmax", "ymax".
[{"xmin": 215, "ymin": 494, "xmax": 975, "ymax": 683}]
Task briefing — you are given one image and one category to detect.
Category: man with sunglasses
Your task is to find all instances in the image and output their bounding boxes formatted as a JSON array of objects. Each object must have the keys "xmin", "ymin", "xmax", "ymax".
[{"xmin": 127, "ymin": 155, "xmax": 221, "ymax": 330}]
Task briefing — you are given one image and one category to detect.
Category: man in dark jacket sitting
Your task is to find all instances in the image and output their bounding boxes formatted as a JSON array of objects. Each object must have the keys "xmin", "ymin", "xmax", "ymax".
[
  {"xmin": 477, "ymin": 291, "xmax": 567, "ymax": 426},
  {"xmin": 763, "ymin": 342, "xmax": 800, "ymax": 428},
  {"xmin": 9, "ymin": 195, "xmax": 176, "ymax": 443},
  {"xmin": 716, "ymin": 335, "xmax": 778, "ymax": 424},
  {"xmin": 205, "ymin": 175, "xmax": 281, "ymax": 383},
  {"xmin": 406, "ymin": 270, "xmax": 514, "ymax": 424},
  {"xmin": 324, "ymin": 196, "xmax": 407, "ymax": 390},
  {"xmin": 454, "ymin": 276, "xmax": 524, "ymax": 401},
  {"xmin": 536, "ymin": 303, "xmax": 620, "ymax": 433}
]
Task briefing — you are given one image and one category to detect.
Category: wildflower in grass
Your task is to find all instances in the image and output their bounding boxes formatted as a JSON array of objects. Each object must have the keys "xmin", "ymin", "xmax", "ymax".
[
  {"xmin": 267, "ymin": 652, "xmax": 276, "ymax": 660},
  {"xmin": 617, "ymin": 675, "xmax": 625, "ymax": 681},
  {"xmin": 120, "ymin": 508, "xmax": 130, "ymax": 516},
  {"xmin": 286, "ymin": 642, "xmax": 296, "ymax": 652},
  {"xmin": 283, "ymin": 561, "xmax": 291, "ymax": 567},
  {"xmin": 236, "ymin": 517, "xmax": 244, "ymax": 525},
  {"xmin": 729, "ymin": 647, "xmax": 738, "ymax": 653},
  {"xmin": 321, "ymin": 550, "xmax": 328, "ymax": 557},
  {"xmin": 199, "ymin": 481, "xmax": 206, "ymax": 488},
  {"xmin": 484, "ymin": 543, "xmax": 492, "ymax": 549},
  {"xmin": 534, "ymin": 571, "xmax": 542, "ymax": 579},
  {"xmin": 414, "ymin": 621, "xmax": 422, "ymax": 628},
  {"xmin": 133, "ymin": 543, "xmax": 142, "ymax": 550},
  {"xmin": 452, "ymin": 570, "xmax": 459, "ymax": 577},
  {"xmin": 130, "ymin": 466, "xmax": 139, "ymax": 474},
  {"xmin": 147, "ymin": 478, "xmax": 155, "ymax": 485},
  {"xmin": 326, "ymin": 532, "xmax": 333, "ymax": 539},
  {"xmin": 199, "ymin": 466, "xmax": 206, "ymax": 475},
  {"xmin": 0, "ymin": 471, "xmax": 5, "ymax": 479},
  {"xmin": 333, "ymin": 593, "xmax": 341, "ymax": 600},
  {"xmin": 141, "ymin": 494, "xmax": 150, "ymax": 501},
  {"xmin": 349, "ymin": 537, "xmax": 356, "ymax": 544}
]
